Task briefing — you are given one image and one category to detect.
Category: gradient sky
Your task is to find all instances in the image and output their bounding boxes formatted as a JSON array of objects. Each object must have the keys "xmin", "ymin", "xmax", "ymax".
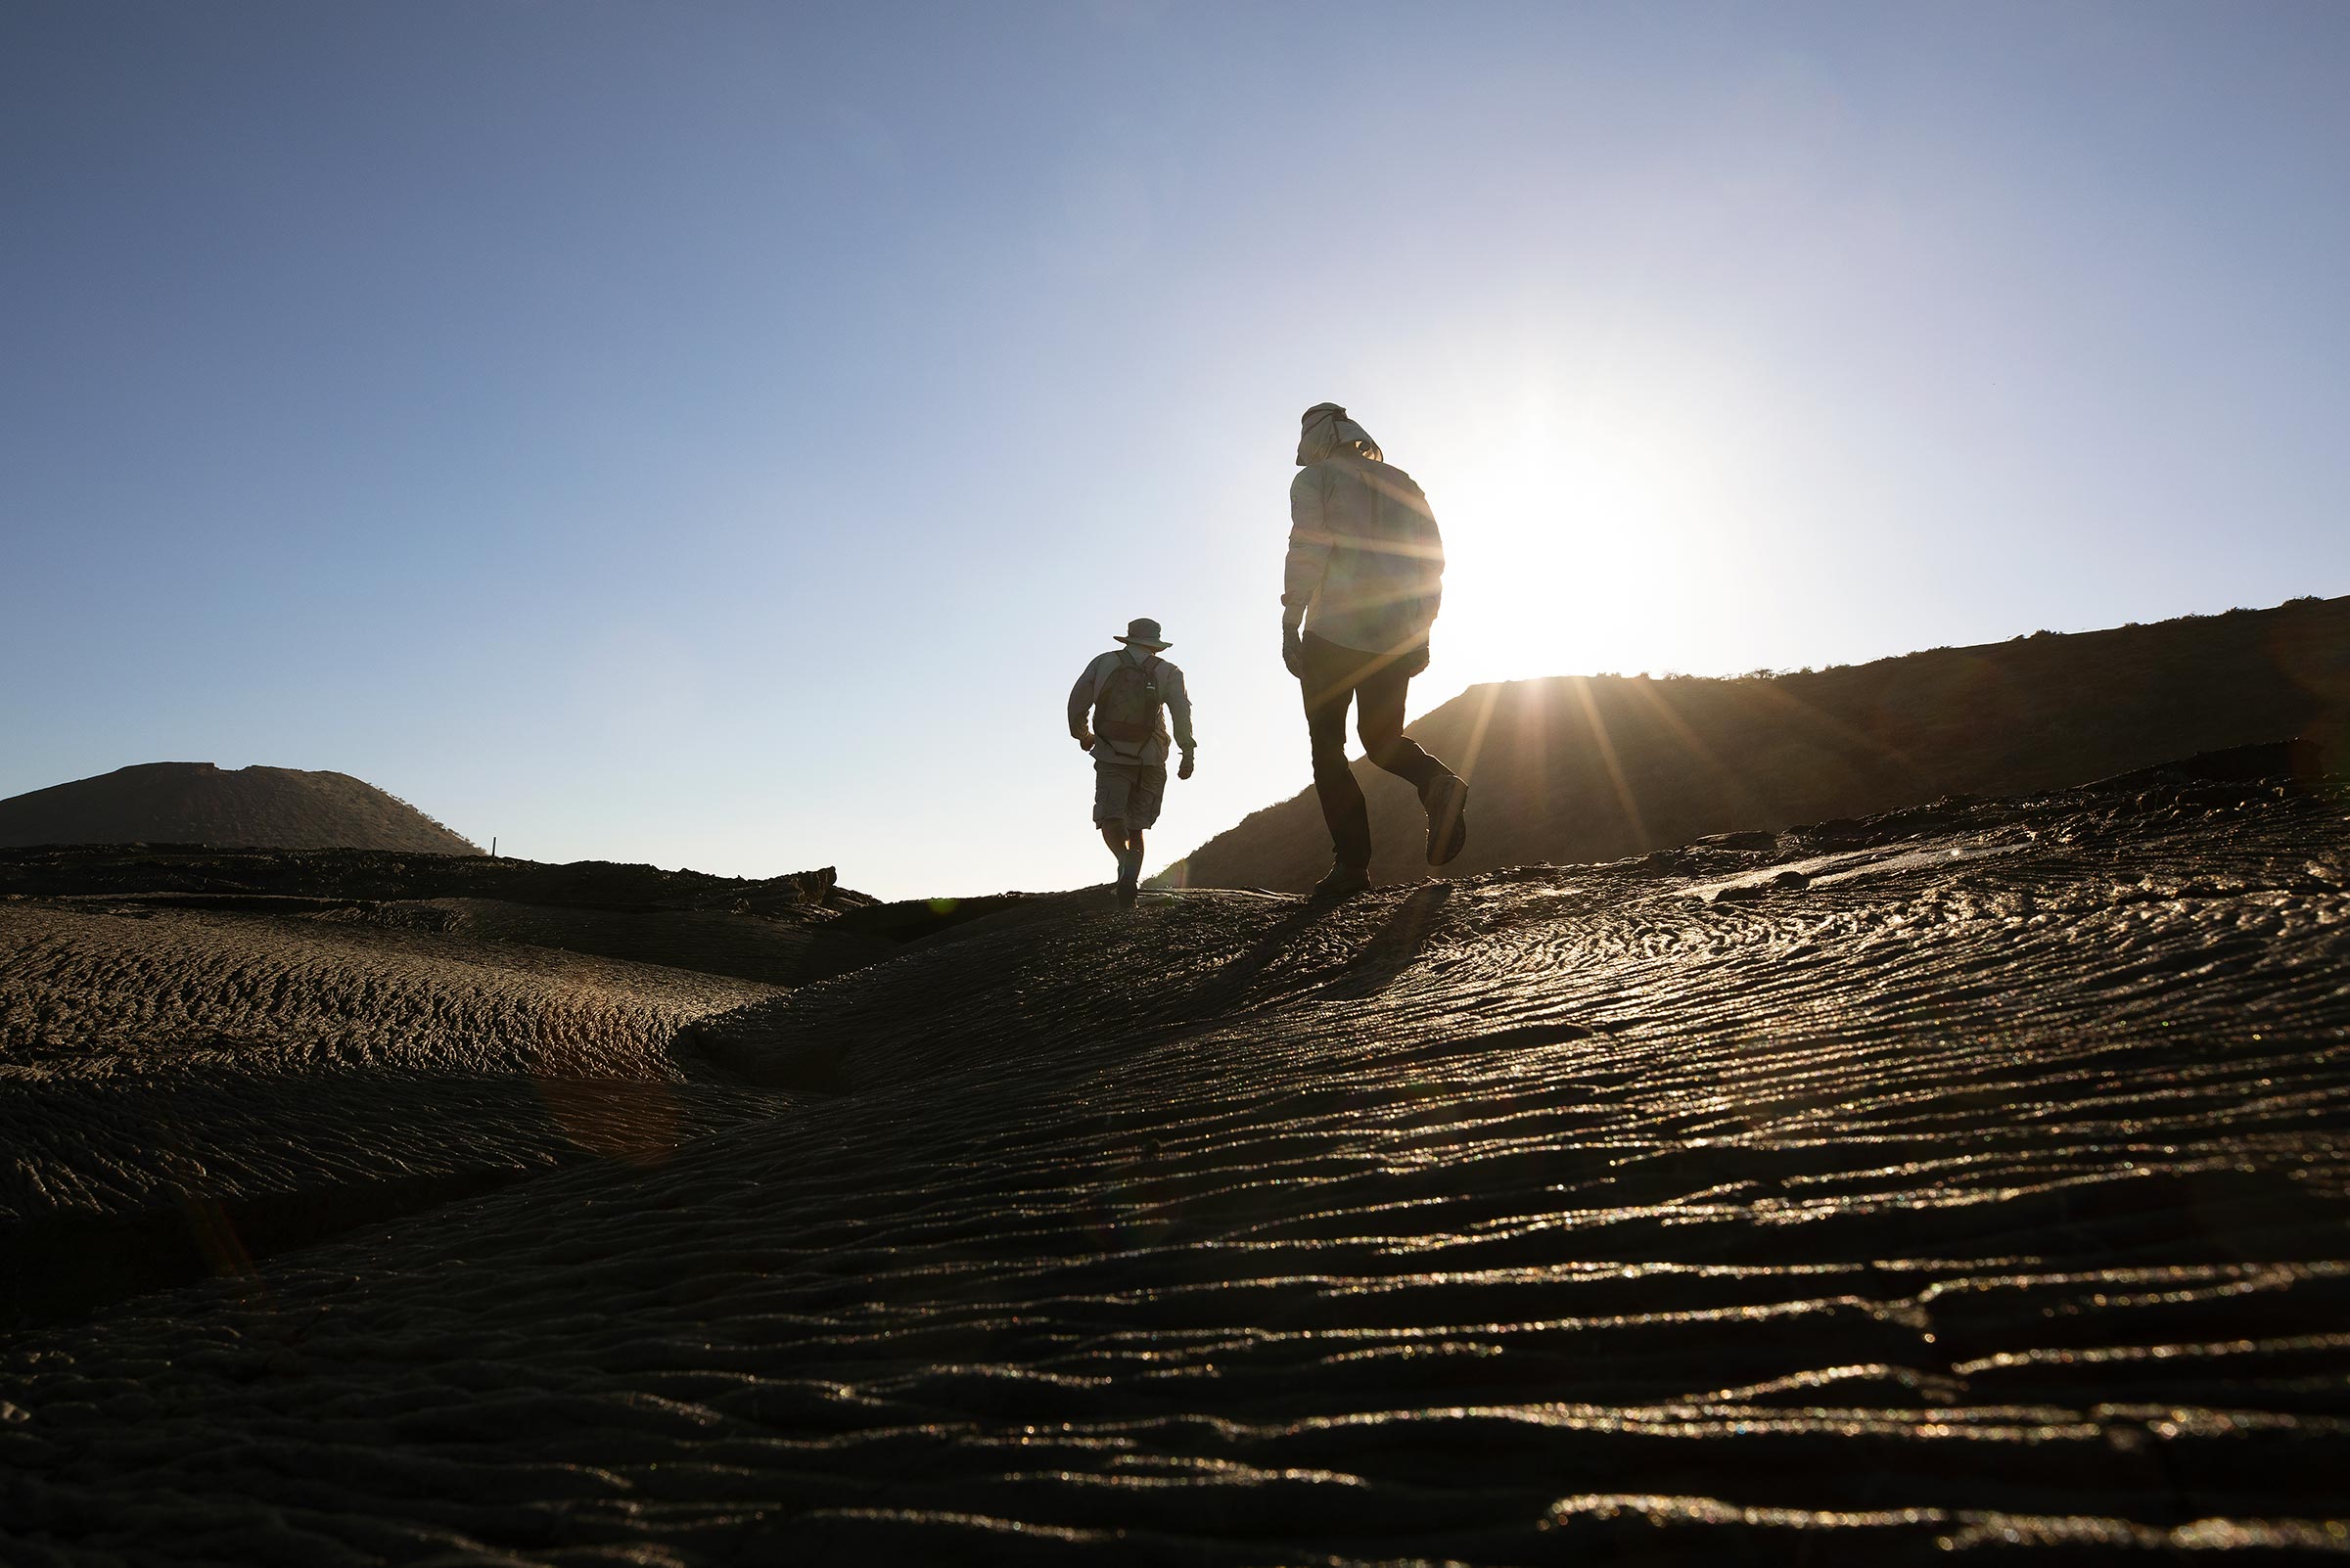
[{"xmin": 6, "ymin": 2, "xmax": 2346, "ymax": 899}]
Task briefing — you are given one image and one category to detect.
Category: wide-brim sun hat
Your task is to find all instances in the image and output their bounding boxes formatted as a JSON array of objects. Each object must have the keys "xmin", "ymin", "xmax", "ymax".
[{"xmin": 1115, "ymin": 617, "xmax": 1172, "ymax": 650}]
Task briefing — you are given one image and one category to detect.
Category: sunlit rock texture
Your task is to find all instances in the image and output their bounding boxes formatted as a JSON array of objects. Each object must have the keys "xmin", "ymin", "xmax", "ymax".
[{"xmin": 2, "ymin": 744, "xmax": 2346, "ymax": 1563}]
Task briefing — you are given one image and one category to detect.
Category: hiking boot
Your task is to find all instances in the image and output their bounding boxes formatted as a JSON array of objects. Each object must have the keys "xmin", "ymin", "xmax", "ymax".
[
  {"xmin": 1116, "ymin": 849, "xmax": 1143, "ymax": 908},
  {"xmin": 1311, "ymin": 863, "xmax": 1372, "ymax": 900},
  {"xmin": 1422, "ymin": 772, "xmax": 1469, "ymax": 866}
]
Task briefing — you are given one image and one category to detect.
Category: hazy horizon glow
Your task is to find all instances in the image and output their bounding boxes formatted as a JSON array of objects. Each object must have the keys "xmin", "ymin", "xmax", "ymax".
[{"xmin": 5, "ymin": 2, "xmax": 2346, "ymax": 899}]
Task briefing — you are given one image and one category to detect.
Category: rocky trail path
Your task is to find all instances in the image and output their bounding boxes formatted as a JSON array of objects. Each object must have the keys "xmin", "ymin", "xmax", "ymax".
[{"xmin": 4, "ymin": 755, "xmax": 2347, "ymax": 1563}]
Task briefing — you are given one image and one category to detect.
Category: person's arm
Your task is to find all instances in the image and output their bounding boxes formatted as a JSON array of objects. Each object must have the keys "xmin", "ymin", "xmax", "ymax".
[
  {"xmin": 1068, "ymin": 660, "xmax": 1099, "ymax": 748},
  {"xmin": 1281, "ymin": 468, "xmax": 1332, "ymax": 632},
  {"xmin": 1161, "ymin": 658, "xmax": 1193, "ymax": 752},
  {"xmin": 1416, "ymin": 510, "xmax": 1445, "ymax": 635},
  {"xmin": 1165, "ymin": 666, "xmax": 1196, "ymax": 779},
  {"xmin": 1398, "ymin": 512, "xmax": 1444, "ymax": 676}
]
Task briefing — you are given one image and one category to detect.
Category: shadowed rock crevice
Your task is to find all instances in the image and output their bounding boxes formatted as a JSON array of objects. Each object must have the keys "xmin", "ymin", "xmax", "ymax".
[{"xmin": 0, "ymin": 1168, "xmax": 534, "ymax": 1331}]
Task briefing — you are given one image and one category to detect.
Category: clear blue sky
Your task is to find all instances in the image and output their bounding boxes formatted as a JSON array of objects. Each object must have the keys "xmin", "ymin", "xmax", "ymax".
[{"xmin": 5, "ymin": 2, "xmax": 2345, "ymax": 899}]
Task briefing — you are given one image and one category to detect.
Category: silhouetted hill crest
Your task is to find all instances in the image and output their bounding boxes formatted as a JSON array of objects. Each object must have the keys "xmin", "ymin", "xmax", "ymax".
[
  {"xmin": 1161, "ymin": 594, "xmax": 2350, "ymax": 894},
  {"xmin": 0, "ymin": 762, "xmax": 481, "ymax": 854}
]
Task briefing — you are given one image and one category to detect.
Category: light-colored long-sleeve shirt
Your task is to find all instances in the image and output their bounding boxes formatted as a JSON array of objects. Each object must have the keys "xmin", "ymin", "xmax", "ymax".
[
  {"xmin": 1067, "ymin": 648, "xmax": 1195, "ymax": 766},
  {"xmin": 1282, "ymin": 452, "xmax": 1445, "ymax": 656}
]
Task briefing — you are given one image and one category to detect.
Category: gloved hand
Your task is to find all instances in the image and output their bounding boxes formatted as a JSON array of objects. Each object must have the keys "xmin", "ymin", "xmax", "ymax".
[
  {"xmin": 1281, "ymin": 623, "xmax": 1305, "ymax": 677},
  {"xmin": 1177, "ymin": 750, "xmax": 1195, "ymax": 780},
  {"xmin": 1075, "ymin": 731, "xmax": 1095, "ymax": 753},
  {"xmin": 1402, "ymin": 639, "xmax": 1430, "ymax": 677}
]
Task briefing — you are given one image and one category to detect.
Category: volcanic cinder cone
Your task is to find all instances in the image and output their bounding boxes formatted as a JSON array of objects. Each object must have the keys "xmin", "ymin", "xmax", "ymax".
[{"xmin": 0, "ymin": 761, "xmax": 480, "ymax": 853}]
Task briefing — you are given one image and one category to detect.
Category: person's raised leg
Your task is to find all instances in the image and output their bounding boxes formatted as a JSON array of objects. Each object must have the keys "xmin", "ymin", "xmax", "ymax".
[
  {"xmin": 1357, "ymin": 649, "xmax": 1467, "ymax": 866},
  {"xmin": 1354, "ymin": 653, "xmax": 1448, "ymax": 795}
]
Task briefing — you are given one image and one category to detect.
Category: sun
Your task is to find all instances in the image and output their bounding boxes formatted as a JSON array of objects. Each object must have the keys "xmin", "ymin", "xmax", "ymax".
[{"xmin": 1426, "ymin": 405, "xmax": 1730, "ymax": 689}]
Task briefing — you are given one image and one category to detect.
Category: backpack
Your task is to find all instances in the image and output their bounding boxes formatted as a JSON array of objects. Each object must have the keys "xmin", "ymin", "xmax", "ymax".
[{"xmin": 1092, "ymin": 655, "xmax": 1166, "ymax": 745}]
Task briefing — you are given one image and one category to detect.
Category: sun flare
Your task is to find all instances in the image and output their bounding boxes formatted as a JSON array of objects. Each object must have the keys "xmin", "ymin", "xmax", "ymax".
[{"xmin": 1430, "ymin": 401, "xmax": 1739, "ymax": 689}]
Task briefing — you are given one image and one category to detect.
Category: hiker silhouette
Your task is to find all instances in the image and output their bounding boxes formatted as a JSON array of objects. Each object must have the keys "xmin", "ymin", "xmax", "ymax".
[
  {"xmin": 1281, "ymin": 403, "xmax": 1467, "ymax": 897},
  {"xmin": 1068, "ymin": 617, "xmax": 1195, "ymax": 908}
]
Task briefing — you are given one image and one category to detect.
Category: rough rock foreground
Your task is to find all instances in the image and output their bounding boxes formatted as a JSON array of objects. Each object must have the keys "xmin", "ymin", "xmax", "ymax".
[{"xmin": 3, "ymin": 748, "xmax": 2348, "ymax": 1564}]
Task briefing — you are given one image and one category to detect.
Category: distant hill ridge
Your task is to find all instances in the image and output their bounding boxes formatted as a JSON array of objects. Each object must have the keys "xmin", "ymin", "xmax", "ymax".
[
  {"xmin": 0, "ymin": 762, "xmax": 481, "ymax": 854},
  {"xmin": 1161, "ymin": 594, "xmax": 2350, "ymax": 894}
]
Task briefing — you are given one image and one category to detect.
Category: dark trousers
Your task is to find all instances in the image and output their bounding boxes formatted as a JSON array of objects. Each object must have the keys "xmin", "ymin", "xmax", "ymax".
[{"xmin": 1300, "ymin": 631, "xmax": 1451, "ymax": 869}]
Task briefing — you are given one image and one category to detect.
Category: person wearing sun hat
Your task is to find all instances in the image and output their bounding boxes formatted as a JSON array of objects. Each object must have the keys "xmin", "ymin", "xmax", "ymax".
[
  {"xmin": 1281, "ymin": 402, "xmax": 1467, "ymax": 898},
  {"xmin": 1068, "ymin": 617, "xmax": 1196, "ymax": 908}
]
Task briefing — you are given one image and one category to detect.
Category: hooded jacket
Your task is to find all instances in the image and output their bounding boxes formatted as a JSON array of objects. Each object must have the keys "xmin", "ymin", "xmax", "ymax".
[{"xmin": 1281, "ymin": 406, "xmax": 1445, "ymax": 656}]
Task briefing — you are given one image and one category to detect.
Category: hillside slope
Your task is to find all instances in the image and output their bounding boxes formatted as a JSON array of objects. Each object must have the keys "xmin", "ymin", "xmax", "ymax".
[
  {"xmin": 0, "ymin": 844, "xmax": 891, "ymax": 992},
  {"xmin": 1163, "ymin": 594, "xmax": 2349, "ymax": 893},
  {"xmin": 0, "ymin": 761, "xmax": 480, "ymax": 854}
]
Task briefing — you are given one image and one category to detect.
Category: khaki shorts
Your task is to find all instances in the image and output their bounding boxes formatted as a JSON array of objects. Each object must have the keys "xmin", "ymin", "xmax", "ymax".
[{"xmin": 1093, "ymin": 761, "xmax": 1167, "ymax": 830}]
